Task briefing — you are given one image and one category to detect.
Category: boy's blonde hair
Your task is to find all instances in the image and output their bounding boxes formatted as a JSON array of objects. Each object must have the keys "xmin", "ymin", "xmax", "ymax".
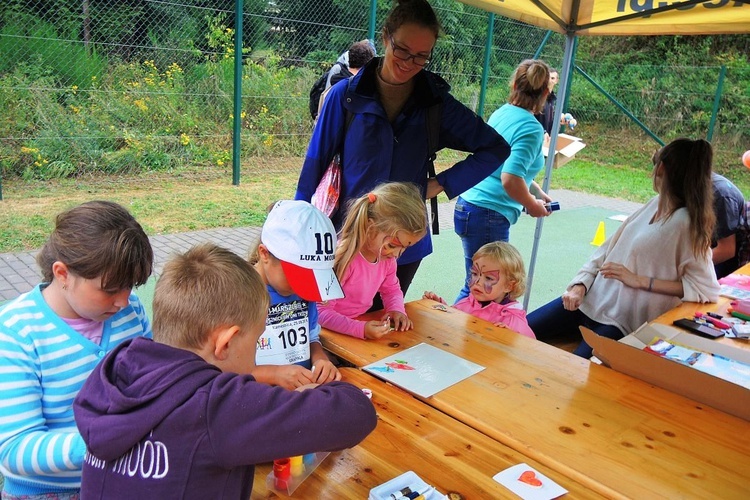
[
  {"xmin": 473, "ymin": 241, "xmax": 527, "ymax": 300},
  {"xmin": 153, "ymin": 243, "xmax": 269, "ymax": 349},
  {"xmin": 335, "ymin": 182, "xmax": 427, "ymax": 280}
]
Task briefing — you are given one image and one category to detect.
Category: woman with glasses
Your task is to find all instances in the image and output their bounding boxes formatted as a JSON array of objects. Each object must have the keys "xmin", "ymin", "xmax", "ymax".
[
  {"xmin": 527, "ymin": 138, "xmax": 720, "ymax": 358},
  {"xmin": 296, "ymin": 0, "xmax": 511, "ymax": 304}
]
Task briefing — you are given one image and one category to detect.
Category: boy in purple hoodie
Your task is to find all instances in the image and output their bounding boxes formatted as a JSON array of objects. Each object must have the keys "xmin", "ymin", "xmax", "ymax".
[{"xmin": 73, "ymin": 243, "xmax": 377, "ymax": 499}]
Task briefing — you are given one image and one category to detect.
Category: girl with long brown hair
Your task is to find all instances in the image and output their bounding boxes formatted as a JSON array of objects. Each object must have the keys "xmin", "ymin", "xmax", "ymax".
[{"xmin": 528, "ymin": 138, "xmax": 720, "ymax": 358}]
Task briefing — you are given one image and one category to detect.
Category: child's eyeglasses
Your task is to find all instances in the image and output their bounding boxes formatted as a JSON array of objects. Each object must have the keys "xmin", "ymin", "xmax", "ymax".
[{"xmin": 388, "ymin": 34, "xmax": 431, "ymax": 67}]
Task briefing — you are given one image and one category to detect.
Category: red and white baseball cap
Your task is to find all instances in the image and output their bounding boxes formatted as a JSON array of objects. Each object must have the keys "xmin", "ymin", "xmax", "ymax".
[{"xmin": 261, "ymin": 200, "xmax": 344, "ymax": 302}]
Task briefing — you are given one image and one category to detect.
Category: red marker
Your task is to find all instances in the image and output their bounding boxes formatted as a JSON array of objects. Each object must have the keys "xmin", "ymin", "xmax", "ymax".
[{"xmin": 694, "ymin": 312, "xmax": 731, "ymax": 330}]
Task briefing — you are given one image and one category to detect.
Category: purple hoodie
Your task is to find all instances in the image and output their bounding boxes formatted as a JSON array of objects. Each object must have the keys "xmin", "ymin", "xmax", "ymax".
[{"xmin": 73, "ymin": 337, "xmax": 376, "ymax": 499}]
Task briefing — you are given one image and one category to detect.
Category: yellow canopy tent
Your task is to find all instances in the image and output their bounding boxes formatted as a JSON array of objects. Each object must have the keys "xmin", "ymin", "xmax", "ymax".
[
  {"xmin": 453, "ymin": 0, "xmax": 750, "ymax": 308},
  {"xmin": 458, "ymin": 0, "xmax": 750, "ymax": 35}
]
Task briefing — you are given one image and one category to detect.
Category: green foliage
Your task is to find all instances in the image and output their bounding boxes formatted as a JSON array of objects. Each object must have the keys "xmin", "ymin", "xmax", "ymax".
[
  {"xmin": 0, "ymin": 7, "xmax": 106, "ymax": 88},
  {"xmin": 0, "ymin": 1, "xmax": 748, "ymax": 184}
]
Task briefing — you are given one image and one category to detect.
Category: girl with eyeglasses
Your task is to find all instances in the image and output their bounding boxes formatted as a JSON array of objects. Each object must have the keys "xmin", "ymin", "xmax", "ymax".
[{"xmin": 296, "ymin": 0, "xmax": 511, "ymax": 308}]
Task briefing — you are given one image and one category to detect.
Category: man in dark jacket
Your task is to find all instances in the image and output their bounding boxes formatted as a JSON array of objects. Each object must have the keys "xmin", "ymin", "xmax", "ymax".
[{"xmin": 536, "ymin": 68, "xmax": 559, "ymax": 135}]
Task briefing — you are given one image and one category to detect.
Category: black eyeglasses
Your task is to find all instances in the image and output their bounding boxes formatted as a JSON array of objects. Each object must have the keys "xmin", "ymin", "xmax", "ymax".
[{"xmin": 388, "ymin": 34, "xmax": 431, "ymax": 67}]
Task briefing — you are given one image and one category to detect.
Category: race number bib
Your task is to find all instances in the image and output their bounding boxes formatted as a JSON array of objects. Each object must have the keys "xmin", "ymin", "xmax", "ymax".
[{"xmin": 255, "ymin": 299, "xmax": 311, "ymax": 366}]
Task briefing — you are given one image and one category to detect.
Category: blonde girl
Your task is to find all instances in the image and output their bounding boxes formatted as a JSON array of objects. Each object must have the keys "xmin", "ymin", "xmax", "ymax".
[
  {"xmin": 424, "ymin": 241, "xmax": 536, "ymax": 338},
  {"xmin": 318, "ymin": 182, "xmax": 428, "ymax": 339}
]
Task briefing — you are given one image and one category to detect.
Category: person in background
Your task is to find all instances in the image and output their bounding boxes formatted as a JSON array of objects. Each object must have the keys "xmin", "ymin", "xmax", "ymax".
[
  {"xmin": 535, "ymin": 68, "xmax": 576, "ymax": 141},
  {"xmin": 73, "ymin": 243, "xmax": 376, "ymax": 499},
  {"xmin": 315, "ymin": 40, "xmax": 377, "ymax": 120},
  {"xmin": 310, "ymin": 40, "xmax": 376, "ymax": 122},
  {"xmin": 528, "ymin": 138, "xmax": 720, "ymax": 358},
  {"xmin": 326, "ymin": 39, "xmax": 376, "ymax": 89},
  {"xmin": 0, "ymin": 200, "xmax": 153, "ymax": 499},
  {"xmin": 535, "ymin": 68, "xmax": 559, "ymax": 136},
  {"xmin": 454, "ymin": 59, "xmax": 553, "ymax": 303},
  {"xmin": 423, "ymin": 241, "xmax": 535, "ymax": 338},
  {"xmin": 296, "ymin": 0, "xmax": 511, "ymax": 307},
  {"xmin": 318, "ymin": 182, "xmax": 427, "ymax": 339},
  {"xmin": 250, "ymin": 200, "xmax": 344, "ymax": 389},
  {"xmin": 711, "ymin": 172, "xmax": 746, "ymax": 279}
]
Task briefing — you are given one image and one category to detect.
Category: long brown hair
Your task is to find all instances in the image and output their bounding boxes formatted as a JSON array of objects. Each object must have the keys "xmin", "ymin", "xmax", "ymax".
[
  {"xmin": 653, "ymin": 138, "xmax": 715, "ymax": 258},
  {"xmin": 383, "ymin": 0, "xmax": 440, "ymax": 39},
  {"xmin": 335, "ymin": 182, "xmax": 427, "ymax": 280},
  {"xmin": 508, "ymin": 59, "xmax": 550, "ymax": 114},
  {"xmin": 36, "ymin": 200, "xmax": 153, "ymax": 290}
]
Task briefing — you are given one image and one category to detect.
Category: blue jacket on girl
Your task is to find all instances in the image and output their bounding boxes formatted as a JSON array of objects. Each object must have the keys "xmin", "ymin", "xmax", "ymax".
[{"xmin": 295, "ymin": 57, "xmax": 511, "ymax": 265}]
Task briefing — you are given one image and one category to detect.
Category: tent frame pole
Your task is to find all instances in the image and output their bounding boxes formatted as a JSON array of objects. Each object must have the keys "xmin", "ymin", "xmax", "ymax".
[{"xmin": 523, "ymin": 31, "xmax": 576, "ymax": 311}]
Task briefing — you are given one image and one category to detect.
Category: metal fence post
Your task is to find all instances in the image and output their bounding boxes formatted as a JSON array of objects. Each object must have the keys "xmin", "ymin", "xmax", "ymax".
[
  {"xmin": 476, "ymin": 13, "xmax": 495, "ymax": 117},
  {"xmin": 707, "ymin": 65, "xmax": 726, "ymax": 143},
  {"xmin": 232, "ymin": 0, "xmax": 244, "ymax": 186},
  {"xmin": 533, "ymin": 30, "xmax": 552, "ymax": 59},
  {"xmin": 369, "ymin": 0, "xmax": 378, "ymax": 41}
]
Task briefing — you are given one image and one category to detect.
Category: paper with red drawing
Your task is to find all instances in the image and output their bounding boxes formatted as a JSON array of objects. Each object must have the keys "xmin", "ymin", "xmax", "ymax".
[
  {"xmin": 362, "ymin": 343, "xmax": 484, "ymax": 398},
  {"xmin": 493, "ymin": 464, "xmax": 567, "ymax": 500}
]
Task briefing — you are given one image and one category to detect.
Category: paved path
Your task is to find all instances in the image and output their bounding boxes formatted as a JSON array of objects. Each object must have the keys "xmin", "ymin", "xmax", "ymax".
[{"xmin": 0, "ymin": 189, "xmax": 643, "ymax": 302}]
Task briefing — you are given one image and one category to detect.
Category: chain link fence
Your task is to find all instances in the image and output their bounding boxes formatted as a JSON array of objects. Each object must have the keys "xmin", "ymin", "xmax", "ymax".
[{"xmin": 0, "ymin": 0, "xmax": 747, "ymax": 190}]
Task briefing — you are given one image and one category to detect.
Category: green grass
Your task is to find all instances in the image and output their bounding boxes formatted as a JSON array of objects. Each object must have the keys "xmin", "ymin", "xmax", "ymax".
[
  {"xmin": 2, "ymin": 140, "xmax": 750, "ymax": 254},
  {"xmin": 0, "ymin": 164, "xmax": 300, "ymax": 252}
]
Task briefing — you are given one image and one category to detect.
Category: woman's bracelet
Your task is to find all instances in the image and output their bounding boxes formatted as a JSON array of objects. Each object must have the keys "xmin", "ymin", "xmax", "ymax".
[{"xmin": 647, "ymin": 277, "xmax": 654, "ymax": 292}]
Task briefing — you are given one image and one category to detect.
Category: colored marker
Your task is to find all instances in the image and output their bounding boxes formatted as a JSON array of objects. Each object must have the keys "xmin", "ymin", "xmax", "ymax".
[
  {"xmin": 729, "ymin": 310, "xmax": 750, "ymax": 321},
  {"xmin": 290, "ymin": 455, "xmax": 304, "ymax": 476},
  {"xmin": 408, "ymin": 486, "xmax": 434, "ymax": 500},
  {"xmin": 273, "ymin": 458, "xmax": 291, "ymax": 490},
  {"xmin": 389, "ymin": 487, "xmax": 413, "ymax": 500},
  {"xmin": 694, "ymin": 311, "xmax": 731, "ymax": 329}
]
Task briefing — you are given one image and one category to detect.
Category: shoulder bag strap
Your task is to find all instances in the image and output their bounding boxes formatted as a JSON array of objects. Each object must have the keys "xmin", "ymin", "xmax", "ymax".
[{"xmin": 426, "ymin": 103, "xmax": 443, "ymax": 234}]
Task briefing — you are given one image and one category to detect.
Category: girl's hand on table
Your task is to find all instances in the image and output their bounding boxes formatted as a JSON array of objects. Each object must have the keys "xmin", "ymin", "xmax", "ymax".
[
  {"xmin": 422, "ymin": 291, "xmax": 447, "ymax": 304},
  {"xmin": 311, "ymin": 359, "xmax": 341, "ymax": 384},
  {"xmin": 388, "ymin": 311, "xmax": 412, "ymax": 331},
  {"xmin": 364, "ymin": 320, "xmax": 391, "ymax": 339}
]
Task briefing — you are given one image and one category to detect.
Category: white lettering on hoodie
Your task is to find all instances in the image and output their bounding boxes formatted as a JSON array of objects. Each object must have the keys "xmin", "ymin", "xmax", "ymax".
[{"xmin": 85, "ymin": 431, "xmax": 169, "ymax": 480}]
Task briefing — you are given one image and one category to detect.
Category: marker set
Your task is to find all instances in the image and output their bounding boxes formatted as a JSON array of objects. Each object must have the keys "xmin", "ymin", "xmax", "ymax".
[
  {"xmin": 368, "ymin": 471, "xmax": 446, "ymax": 500},
  {"xmin": 267, "ymin": 452, "xmax": 329, "ymax": 495}
]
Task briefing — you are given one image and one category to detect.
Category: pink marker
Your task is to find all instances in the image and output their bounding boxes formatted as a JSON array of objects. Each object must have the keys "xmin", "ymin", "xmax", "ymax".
[{"xmin": 694, "ymin": 312, "xmax": 731, "ymax": 330}]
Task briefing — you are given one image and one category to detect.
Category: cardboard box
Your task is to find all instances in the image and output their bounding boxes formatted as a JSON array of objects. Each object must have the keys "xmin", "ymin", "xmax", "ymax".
[
  {"xmin": 581, "ymin": 323, "xmax": 750, "ymax": 421},
  {"xmin": 542, "ymin": 133, "xmax": 586, "ymax": 168}
]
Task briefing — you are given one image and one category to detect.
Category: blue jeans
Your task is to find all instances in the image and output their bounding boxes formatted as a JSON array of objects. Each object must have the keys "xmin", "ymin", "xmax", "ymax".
[
  {"xmin": 527, "ymin": 297, "xmax": 624, "ymax": 358},
  {"xmin": 453, "ymin": 197, "xmax": 510, "ymax": 302}
]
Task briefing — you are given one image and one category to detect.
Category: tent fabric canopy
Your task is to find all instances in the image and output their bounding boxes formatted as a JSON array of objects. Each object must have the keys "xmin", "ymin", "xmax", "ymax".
[{"xmin": 457, "ymin": 0, "xmax": 750, "ymax": 35}]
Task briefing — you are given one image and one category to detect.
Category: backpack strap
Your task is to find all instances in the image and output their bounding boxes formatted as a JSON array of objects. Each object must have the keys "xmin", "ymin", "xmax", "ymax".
[
  {"xmin": 340, "ymin": 77, "xmax": 356, "ymax": 155},
  {"xmin": 425, "ymin": 103, "xmax": 443, "ymax": 234}
]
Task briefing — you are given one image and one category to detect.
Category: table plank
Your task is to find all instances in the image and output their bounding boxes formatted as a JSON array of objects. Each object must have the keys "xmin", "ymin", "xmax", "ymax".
[
  {"xmin": 250, "ymin": 368, "xmax": 601, "ymax": 499},
  {"xmin": 320, "ymin": 300, "xmax": 750, "ymax": 498}
]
